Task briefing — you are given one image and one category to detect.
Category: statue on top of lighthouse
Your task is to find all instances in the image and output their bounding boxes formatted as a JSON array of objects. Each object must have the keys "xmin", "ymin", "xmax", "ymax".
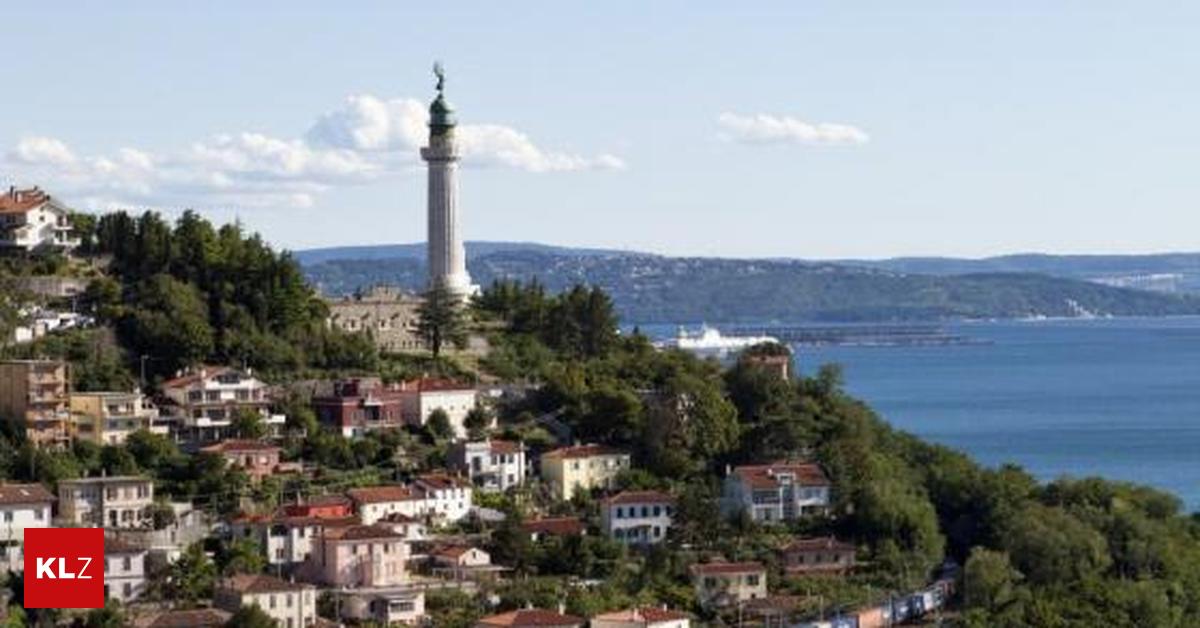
[{"xmin": 421, "ymin": 62, "xmax": 473, "ymax": 297}]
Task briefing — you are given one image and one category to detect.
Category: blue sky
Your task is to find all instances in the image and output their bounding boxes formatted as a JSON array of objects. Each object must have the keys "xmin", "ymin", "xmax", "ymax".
[{"xmin": 3, "ymin": 2, "xmax": 1198, "ymax": 258}]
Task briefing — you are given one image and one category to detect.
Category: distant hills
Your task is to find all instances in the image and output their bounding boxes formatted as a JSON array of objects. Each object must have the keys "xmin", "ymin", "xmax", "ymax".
[{"xmin": 298, "ymin": 242, "xmax": 1200, "ymax": 324}]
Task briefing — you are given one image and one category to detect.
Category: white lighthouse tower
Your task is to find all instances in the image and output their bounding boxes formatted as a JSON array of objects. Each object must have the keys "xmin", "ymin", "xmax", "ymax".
[{"xmin": 420, "ymin": 62, "xmax": 473, "ymax": 296}]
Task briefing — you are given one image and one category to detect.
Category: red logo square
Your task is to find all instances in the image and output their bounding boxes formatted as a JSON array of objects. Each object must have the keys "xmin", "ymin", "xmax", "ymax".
[{"xmin": 23, "ymin": 528, "xmax": 105, "ymax": 609}]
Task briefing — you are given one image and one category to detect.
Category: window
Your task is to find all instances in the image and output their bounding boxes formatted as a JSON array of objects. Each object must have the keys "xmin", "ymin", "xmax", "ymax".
[
  {"xmin": 2, "ymin": 512, "xmax": 11, "ymax": 523},
  {"xmin": 746, "ymin": 574, "xmax": 760, "ymax": 586},
  {"xmin": 287, "ymin": 593, "xmax": 293, "ymax": 607},
  {"xmin": 270, "ymin": 594, "xmax": 277, "ymax": 609},
  {"xmin": 653, "ymin": 505, "xmax": 661, "ymax": 517},
  {"xmin": 35, "ymin": 508, "xmax": 44, "ymax": 520},
  {"xmin": 123, "ymin": 582, "xmax": 132, "ymax": 597},
  {"xmin": 123, "ymin": 556, "xmax": 131, "ymax": 571}
]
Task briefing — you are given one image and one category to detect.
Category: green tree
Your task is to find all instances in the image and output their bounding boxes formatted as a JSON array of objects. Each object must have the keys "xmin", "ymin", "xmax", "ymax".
[
  {"xmin": 963, "ymin": 547, "xmax": 1027, "ymax": 626},
  {"xmin": 463, "ymin": 405, "xmax": 493, "ymax": 440},
  {"xmin": 416, "ymin": 280, "xmax": 469, "ymax": 358},
  {"xmin": 77, "ymin": 599, "xmax": 126, "ymax": 628},
  {"xmin": 164, "ymin": 543, "xmax": 217, "ymax": 606},
  {"xmin": 427, "ymin": 408, "xmax": 455, "ymax": 441},
  {"xmin": 224, "ymin": 605, "xmax": 276, "ymax": 628},
  {"xmin": 231, "ymin": 408, "xmax": 267, "ymax": 439}
]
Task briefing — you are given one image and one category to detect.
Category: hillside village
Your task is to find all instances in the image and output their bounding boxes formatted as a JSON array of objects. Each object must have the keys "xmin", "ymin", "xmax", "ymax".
[{"xmin": 0, "ymin": 186, "xmax": 970, "ymax": 627}]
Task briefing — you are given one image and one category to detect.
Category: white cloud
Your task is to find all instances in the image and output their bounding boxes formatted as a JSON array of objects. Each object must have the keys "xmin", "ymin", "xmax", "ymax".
[
  {"xmin": 10, "ymin": 136, "xmax": 78, "ymax": 167},
  {"xmin": 2, "ymin": 93, "xmax": 623, "ymax": 211},
  {"xmin": 717, "ymin": 112, "xmax": 869, "ymax": 146}
]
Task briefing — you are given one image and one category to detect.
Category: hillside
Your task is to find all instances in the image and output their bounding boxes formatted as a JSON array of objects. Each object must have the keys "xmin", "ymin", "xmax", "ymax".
[{"xmin": 301, "ymin": 249, "xmax": 1200, "ymax": 323}]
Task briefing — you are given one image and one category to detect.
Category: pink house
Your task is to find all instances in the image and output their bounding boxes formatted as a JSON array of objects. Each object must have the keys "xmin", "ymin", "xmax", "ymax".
[{"xmin": 302, "ymin": 523, "xmax": 408, "ymax": 587}]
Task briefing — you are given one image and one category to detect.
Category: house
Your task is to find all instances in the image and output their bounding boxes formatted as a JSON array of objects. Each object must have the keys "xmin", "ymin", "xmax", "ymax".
[
  {"xmin": 11, "ymin": 309, "xmax": 94, "ymax": 345},
  {"xmin": 591, "ymin": 607, "xmax": 692, "ymax": 628},
  {"xmin": 0, "ymin": 360, "xmax": 72, "ymax": 447},
  {"xmin": 411, "ymin": 473, "xmax": 472, "ymax": 523},
  {"xmin": 58, "ymin": 476, "xmax": 154, "ymax": 528},
  {"xmin": 214, "ymin": 573, "xmax": 317, "ymax": 628},
  {"xmin": 132, "ymin": 609, "xmax": 232, "ymax": 627},
  {"xmin": 743, "ymin": 352, "xmax": 791, "ymax": 380},
  {"xmin": 159, "ymin": 366, "xmax": 282, "ymax": 443},
  {"xmin": 600, "ymin": 490, "xmax": 675, "ymax": 545},
  {"xmin": 69, "ymin": 391, "xmax": 158, "ymax": 445},
  {"xmin": 779, "ymin": 537, "xmax": 857, "ymax": 575},
  {"xmin": 453, "ymin": 439, "xmax": 526, "ymax": 492},
  {"xmin": 340, "ymin": 589, "xmax": 426, "ymax": 626},
  {"xmin": 378, "ymin": 512, "xmax": 427, "ymax": 541},
  {"xmin": 0, "ymin": 187, "xmax": 78, "ymax": 251},
  {"xmin": 521, "ymin": 517, "xmax": 586, "ymax": 542},
  {"xmin": 690, "ymin": 562, "xmax": 768, "ymax": 609},
  {"xmin": 231, "ymin": 513, "xmax": 357, "ymax": 571},
  {"xmin": 201, "ymin": 440, "xmax": 293, "ymax": 482},
  {"xmin": 104, "ymin": 537, "xmax": 147, "ymax": 604},
  {"xmin": 348, "ymin": 474, "xmax": 473, "ymax": 526},
  {"xmin": 431, "ymin": 544, "xmax": 499, "ymax": 580},
  {"xmin": 325, "ymin": 286, "xmax": 424, "ymax": 353},
  {"xmin": 539, "ymin": 444, "xmax": 631, "ymax": 501},
  {"xmin": 106, "ymin": 501, "xmax": 213, "ymax": 564},
  {"xmin": 396, "ymin": 377, "xmax": 478, "ymax": 439},
  {"xmin": 348, "ymin": 485, "xmax": 423, "ymax": 525},
  {"xmin": 302, "ymin": 523, "xmax": 408, "ymax": 587},
  {"xmin": 0, "ymin": 483, "xmax": 54, "ymax": 571},
  {"xmin": 721, "ymin": 462, "xmax": 831, "ymax": 523},
  {"xmin": 311, "ymin": 377, "xmax": 406, "ymax": 437},
  {"xmin": 475, "ymin": 609, "xmax": 585, "ymax": 628}
]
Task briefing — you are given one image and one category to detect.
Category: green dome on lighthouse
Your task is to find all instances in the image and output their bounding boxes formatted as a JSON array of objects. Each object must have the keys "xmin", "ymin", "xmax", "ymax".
[{"xmin": 429, "ymin": 62, "xmax": 456, "ymax": 135}]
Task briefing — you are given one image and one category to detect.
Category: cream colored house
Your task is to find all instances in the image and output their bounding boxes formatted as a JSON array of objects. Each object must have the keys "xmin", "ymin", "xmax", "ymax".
[
  {"xmin": 70, "ymin": 391, "xmax": 157, "ymax": 445},
  {"xmin": 539, "ymin": 444, "xmax": 631, "ymax": 501},
  {"xmin": 58, "ymin": 476, "xmax": 154, "ymax": 528},
  {"xmin": 0, "ymin": 187, "xmax": 78, "ymax": 251},
  {"xmin": 0, "ymin": 360, "xmax": 72, "ymax": 447},
  {"xmin": 214, "ymin": 574, "xmax": 317, "ymax": 628},
  {"xmin": 591, "ymin": 607, "xmax": 691, "ymax": 628},
  {"xmin": 690, "ymin": 562, "xmax": 768, "ymax": 610}
]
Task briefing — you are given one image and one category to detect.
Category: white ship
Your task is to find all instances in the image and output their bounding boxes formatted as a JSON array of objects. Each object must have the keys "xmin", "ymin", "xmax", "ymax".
[{"xmin": 658, "ymin": 324, "xmax": 779, "ymax": 359}]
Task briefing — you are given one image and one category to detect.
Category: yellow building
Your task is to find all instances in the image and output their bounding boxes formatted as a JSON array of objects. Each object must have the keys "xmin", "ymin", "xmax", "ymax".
[
  {"xmin": 69, "ymin": 392, "xmax": 158, "ymax": 446},
  {"xmin": 539, "ymin": 444, "xmax": 631, "ymax": 501},
  {"xmin": 0, "ymin": 360, "xmax": 71, "ymax": 447}
]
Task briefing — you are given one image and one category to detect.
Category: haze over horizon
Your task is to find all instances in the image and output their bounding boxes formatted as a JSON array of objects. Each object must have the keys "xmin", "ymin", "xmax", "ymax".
[{"xmin": 4, "ymin": 2, "xmax": 1199, "ymax": 259}]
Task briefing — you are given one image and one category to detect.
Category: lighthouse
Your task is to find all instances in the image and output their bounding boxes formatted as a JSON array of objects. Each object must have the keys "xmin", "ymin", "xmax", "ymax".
[{"xmin": 420, "ymin": 62, "xmax": 473, "ymax": 296}]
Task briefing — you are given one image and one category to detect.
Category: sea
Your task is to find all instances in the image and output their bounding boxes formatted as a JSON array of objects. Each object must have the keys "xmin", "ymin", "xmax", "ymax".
[{"xmin": 794, "ymin": 317, "xmax": 1200, "ymax": 512}]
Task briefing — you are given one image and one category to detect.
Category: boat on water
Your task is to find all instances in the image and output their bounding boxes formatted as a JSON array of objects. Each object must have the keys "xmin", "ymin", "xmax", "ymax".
[{"xmin": 656, "ymin": 324, "xmax": 779, "ymax": 359}]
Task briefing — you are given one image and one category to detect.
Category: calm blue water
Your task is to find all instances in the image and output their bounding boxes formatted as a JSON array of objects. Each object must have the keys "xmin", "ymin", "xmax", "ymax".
[{"xmin": 796, "ymin": 318, "xmax": 1200, "ymax": 512}]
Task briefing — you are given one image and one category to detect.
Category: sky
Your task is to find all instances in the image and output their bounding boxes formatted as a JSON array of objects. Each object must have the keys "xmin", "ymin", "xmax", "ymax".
[{"xmin": 3, "ymin": 2, "xmax": 1200, "ymax": 259}]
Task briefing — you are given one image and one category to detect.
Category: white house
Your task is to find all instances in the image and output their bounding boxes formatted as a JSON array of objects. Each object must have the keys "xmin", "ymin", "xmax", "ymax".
[
  {"xmin": 721, "ymin": 462, "xmax": 831, "ymax": 523},
  {"xmin": 214, "ymin": 574, "xmax": 317, "ymax": 628},
  {"xmin": 600, "ymin": 490, "xmax": 676, "ymax": 545},
  {"xmin": 0, "ymin": 483, "xmax": 54, "ymax": 571},
  {"xmin": 453, "ymin": 440, "xmax": 526, "ymax": 492},
  {"xmin": 159, "ymin": 366, "xmax": 283, "ymax": 443},
  {"xmin": 0, "ymin": 187, "xmax": 78, "ymax": 251},
  {"xmin": 231, "ymin": 512, "xmax": 356, "ymax": 570},
  {"xmin": 397, "ymin": 378, "xmax": 477, "ymax": 439},
  {"xmin": 104, "ymin": 537, "xmax": 148, "ymax": 604},
  {"xmin": 348, "ymin": 475, "xmax": 472, "ymax": 526},
  {"xmin": 58, "ymin": 476, "xmax": 154, "ymax": 528},
  {"xmin": 591, "ymin": 607, "xmax": 692, "ymax": 628},
  {"xmin": 341, "ymin": 590, "xmax": 426, "ymax": 626}
]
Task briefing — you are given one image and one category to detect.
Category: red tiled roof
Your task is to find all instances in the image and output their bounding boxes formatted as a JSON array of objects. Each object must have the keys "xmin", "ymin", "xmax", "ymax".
[
  {"xmin": 134, "ymin": 608, "xmax": 232, "ymax": 627},
  {"xmin": 603, "ymin": 490, "xmax": 675, "ymax": 506},
  {"xmin": 324, "ymin": 524, "xmax": 403, "ymax": 541},
  {"xmin": 219, "ymin": 573, "xmax": 309, "ymax": 594},
  {"xmin": 732, "ymin": 462, "xmax": 829, "ymax": 489},
  {"xmin": 201, "ymin": 439, "xmax": 280, "ymax": 454},
  {"xmin": 782, "ymin": 536, "xmax": 856, "ymax": 553},
  {"xmin": 415, "ymin": 473, "xmax": 469, "ymax": 490},
  {"xmin": 0, "ymin": 483, "xmax": 54, "ymax": 505},
  {"xmin": 347, "ymin": 485, "xmax": 418, "ymax": 504},
  {"xmin": 476, "ymin": 609, "xmax": 585, "ymax": 627},
  {"xmin": 398, "ymin": 377, "xmax": 475, "ymax": 393},
  {"xmin": 591, "ymin": 607, "xmax": 692, "ymax": 623},
  {"xmin": 541, "ymin": 444, "xmax": 627, "ymax": 460},
  {"xmin": 433, "ymin": 544, "xmax": 477, "ymax": 559},
  {"xmin": 521, "ymin": 517, "xmax": 585, "ymax": 537},
  {"xmin": 0, "ymin": 187, "xmax": 49, "ymax": 214},
  {"xmin": 690, "ymin": 561, "xmax": 766, "ymax": 575},
  {"xmin": 160, "ymin": 366, "xmax": 231, "ymax": 389},
  {"xmin": 490, "ymin": 440, "xmax": 523, "ymax": 454}
]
